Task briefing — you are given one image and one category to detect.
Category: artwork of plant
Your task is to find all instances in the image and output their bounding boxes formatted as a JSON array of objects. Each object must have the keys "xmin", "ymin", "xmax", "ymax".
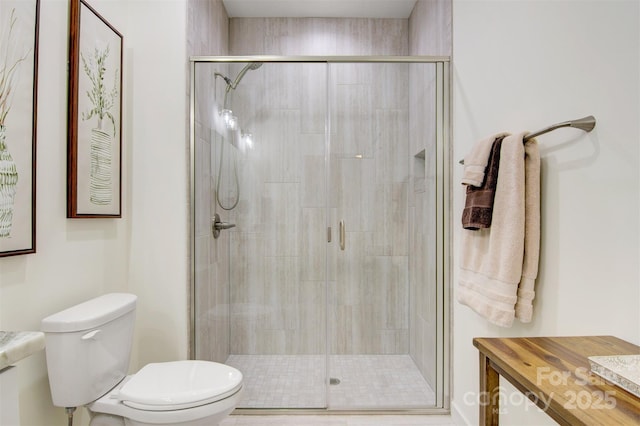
[
  {"xmin": 81, "ymin": 46, "xmax": 118, "ymax": 134},
  {"xmin": 81, "ymin": 45, "xmax": 119, "ymax": 205},
  {"xmin": 0, "ymin": 9, "xmax": 29, "ymax": 238}
]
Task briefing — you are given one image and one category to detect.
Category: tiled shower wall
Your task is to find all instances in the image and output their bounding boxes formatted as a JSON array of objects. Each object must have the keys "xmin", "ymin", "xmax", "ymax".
[
  {"xmin": 408, "ymin": 63, "xmax": 438, "ymax": 385},
  {"xmin": 329, "ymin": 63, "xmax": 411, "ymax": 355},
  {"xmin": 192, "ymin": 1, "xmax": 452, "ymax": 380},
  {"xmin": 408, "ymin": 0, "xmax": 452, "ymax": 388},
  {"xmin": 189, "ymin": 0, "xmax": 230, "ymax": 363},
  {"xmin": 225, "ymin": 18, "xmax": 412, "ymax": 355}
]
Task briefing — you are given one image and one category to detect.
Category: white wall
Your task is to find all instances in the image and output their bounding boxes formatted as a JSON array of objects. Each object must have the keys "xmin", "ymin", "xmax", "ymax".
[
  {"xmin": 452, "ymin": 1, "xmax": 640, "ymax": 424},
  {"xmin": 4, "ymin": 1, "xmax": 639, "ymax": 425},
  {"xmin": 125, "ymin": 0, "xmax": 189, "ymax": 370},
  {"xmin": 0, "ymin": 1, "xmax": 131, "ymax": 425},
  {"xmin": 0, "ymin": 0, "xmax": 190, "ymax": 424}
]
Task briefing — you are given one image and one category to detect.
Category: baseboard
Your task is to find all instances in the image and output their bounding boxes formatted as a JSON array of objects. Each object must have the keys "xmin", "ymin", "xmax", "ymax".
[{"xmin": 450, "ymin": 401, "xmax": 472, "ymax": 426}]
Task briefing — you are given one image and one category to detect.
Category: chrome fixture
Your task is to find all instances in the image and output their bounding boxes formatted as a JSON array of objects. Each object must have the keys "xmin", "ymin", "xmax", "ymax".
[
  {"xmin": 526, "ymin": 115, "xmax": 596, "ymax": 140},
  {"xmin": 212, "ymin": 213, "xmax": 236, "ymax": 239},
  {"xmin": 225, "ymin": 62, "xmax": 263, "ymax": 94},
  {"xmin": 218, "ymin": 62, "xmax": 264, "ymax": 109},
  {"xmin": 458, "ymin": 115, "xmax": 597, "ymax": 164},
  {"xmin": 214, "ymin": 63, "xmax": 264, "ymax": 211}
]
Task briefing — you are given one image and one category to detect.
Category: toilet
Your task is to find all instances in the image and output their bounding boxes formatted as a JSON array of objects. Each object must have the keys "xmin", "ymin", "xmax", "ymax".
[{"xmin": 41, "ymin": 293, "xmax": 243, "ymax": 426}]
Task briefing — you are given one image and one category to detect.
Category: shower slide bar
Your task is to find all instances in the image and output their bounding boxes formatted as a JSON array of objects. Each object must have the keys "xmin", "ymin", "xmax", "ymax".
[{"xmin": 458, "ymin": 115, "xmax": 596, "ymax": 164}]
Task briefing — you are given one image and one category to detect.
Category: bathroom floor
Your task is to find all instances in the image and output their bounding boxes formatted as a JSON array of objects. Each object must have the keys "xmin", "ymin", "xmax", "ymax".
[
  {"xmin": 220, "ymin": 414, "xmax": 455, "ymax": 425},
  {"xmin": 226, "ymin": 354, "xmax": 435, "ymax": 409}
]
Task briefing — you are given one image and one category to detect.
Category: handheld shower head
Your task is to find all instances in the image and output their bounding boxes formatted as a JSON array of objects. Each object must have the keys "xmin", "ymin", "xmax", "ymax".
[
  {"xmin": 222, "ymin": 62, "xmax": 263, "ymax": 109},
  {"xmin": 228, "ymin": 62, "xmax": 263, "ymax": 91}
]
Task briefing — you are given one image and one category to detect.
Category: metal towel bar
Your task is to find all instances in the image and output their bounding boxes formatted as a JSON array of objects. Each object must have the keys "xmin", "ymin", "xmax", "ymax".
[{"xmin": 459, "ymin": 115, "xmax": 596, "ymax": 164}]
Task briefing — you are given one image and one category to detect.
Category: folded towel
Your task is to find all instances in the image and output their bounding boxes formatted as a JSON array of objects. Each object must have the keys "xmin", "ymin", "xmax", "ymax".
[
  {"xmin": 461, "ymin": 132, "xmax": 510, "ymax": 187},
  {"xmin": 514, "ymin": 138, "xmax": 541, "ymax": 323},
  {"xmin": 457, "ymin": 132, "xmax": 541, "ymax": 327},
  {"xmin": 461, "ymin": 136, "xmax": 504, "ymax": 230}
]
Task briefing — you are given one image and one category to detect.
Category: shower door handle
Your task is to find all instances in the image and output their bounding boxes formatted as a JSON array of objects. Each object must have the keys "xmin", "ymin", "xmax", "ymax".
[{"xmin": 339, "ymin": 221, "xmax": 345, "ymax": 251}]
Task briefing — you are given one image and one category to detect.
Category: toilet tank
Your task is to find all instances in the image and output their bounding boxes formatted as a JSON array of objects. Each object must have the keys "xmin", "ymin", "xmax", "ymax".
[{"xmin": 41, "ymin": 293, "xmax": 137, "ymax": 408}]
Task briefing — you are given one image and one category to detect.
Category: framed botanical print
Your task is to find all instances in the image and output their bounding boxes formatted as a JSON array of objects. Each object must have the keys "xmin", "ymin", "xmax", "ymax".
[
  {"xmin": 0, "ymin": 0, "xmax": 39, "ymax": 257},
  {"xmin": 68, "ymin": 0, "xmax": 122, "ymax": 218}
]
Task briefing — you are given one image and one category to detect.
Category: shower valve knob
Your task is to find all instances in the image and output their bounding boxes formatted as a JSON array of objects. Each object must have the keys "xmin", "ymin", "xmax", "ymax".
[{"xmin": 212, "ymin": 213, "xmax": 236, "ymax": 239}]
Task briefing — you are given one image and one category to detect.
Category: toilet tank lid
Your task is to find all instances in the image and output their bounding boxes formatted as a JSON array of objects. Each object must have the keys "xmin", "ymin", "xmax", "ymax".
[{"xmin": 41, "ymin": 293, "xmax": 137, "ymax": 333}]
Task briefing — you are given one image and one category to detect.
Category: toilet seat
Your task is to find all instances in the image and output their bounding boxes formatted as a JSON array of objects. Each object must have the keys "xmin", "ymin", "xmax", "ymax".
[
  {"xmin": 88, "ymin": 361, "xmax": 243, "ymax": 425},
  {"xmin": 115, "ymin": 360, "xmax": 243, "ymax": 411}
]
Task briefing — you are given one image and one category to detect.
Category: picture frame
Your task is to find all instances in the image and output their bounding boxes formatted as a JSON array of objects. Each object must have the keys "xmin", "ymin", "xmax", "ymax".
[
  {"xmin": 0, "ymin": 0, "xmax": 40, "ymax": 257},
  {"xmin": 67, "ymin": 0, "xmax": 122, "ymax": 218}
]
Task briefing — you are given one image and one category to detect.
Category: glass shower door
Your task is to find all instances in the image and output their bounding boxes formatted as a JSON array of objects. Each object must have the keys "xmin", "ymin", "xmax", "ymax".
[
  {"xmin": 192, "ymin": 58, "xmax": 449, "ymax": 412},
  {"xmin": 193, "ymin": 61, "xmax": 330, "ymax": 409},
  {"xmin": 326, "ymin": 61, "xmax": 439, "ymax": 409}
]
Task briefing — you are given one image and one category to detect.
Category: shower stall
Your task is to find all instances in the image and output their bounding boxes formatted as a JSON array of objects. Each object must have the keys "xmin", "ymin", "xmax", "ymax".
[{"xmin": 190, "ymin": 56, "xmax": 450, "ymax": 412}]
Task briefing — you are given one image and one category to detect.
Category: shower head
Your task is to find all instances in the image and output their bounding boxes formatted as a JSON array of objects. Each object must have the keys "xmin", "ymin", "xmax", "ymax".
[
  {"xmin": 222, "ymin": 62, "xmax": 263, "ymax": 109},
  {"xmin": 228, "ymin": 62, "xmax": 263, "ymax": 92}
]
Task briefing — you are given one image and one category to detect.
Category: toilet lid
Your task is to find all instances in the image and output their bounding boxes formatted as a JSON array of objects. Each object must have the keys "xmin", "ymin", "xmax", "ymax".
[{"xmin": 116, "ymin": 360, "xmax": 243, "ymax": 411}]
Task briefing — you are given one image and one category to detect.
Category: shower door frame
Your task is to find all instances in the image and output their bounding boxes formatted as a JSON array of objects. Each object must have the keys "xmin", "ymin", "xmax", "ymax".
[{"xmin": 188, "ymin": 56, "xmax": 451, "ymax": 415}]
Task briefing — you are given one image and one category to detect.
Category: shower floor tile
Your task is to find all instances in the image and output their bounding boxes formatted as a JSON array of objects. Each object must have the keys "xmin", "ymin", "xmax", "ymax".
[
  {"xmin": 227, "ymin": 355, "xmax": 326, "ymax": 408},
  {"xmin": 330, "ymin": 355, "xmax": 436, "ymax": 409},
  {"xmin": 225, "ymin": 354, "xmax": 435, "ymax": 409}
]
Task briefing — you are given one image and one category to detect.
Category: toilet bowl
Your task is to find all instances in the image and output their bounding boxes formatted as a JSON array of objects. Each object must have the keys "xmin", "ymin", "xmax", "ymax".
[{"xmin": 41, "ymin": 293, "xmax": 243, "ymax": 426}]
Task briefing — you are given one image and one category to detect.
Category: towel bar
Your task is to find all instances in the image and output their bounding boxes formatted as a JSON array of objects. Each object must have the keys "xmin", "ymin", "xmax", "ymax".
[{"xmin": 459, "ymin": 115, "xmax": 596, "ymax": 164}]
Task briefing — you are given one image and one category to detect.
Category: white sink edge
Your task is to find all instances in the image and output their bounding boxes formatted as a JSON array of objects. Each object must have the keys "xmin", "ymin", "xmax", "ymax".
[{"xmin": 0, "ymin": 331, "xmax": 46, "ymax": 371}]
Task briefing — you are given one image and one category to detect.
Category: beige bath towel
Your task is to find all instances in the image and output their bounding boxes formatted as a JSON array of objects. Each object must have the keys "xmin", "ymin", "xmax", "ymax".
[
  {"xmin": 514, "ymin": 138, "xmax": 541, "ymax": 322},
  {"xmin": 458, "ymin": 132, "xmax": 540, "ymax": 327},
  {"xmin": 461, "ymin": 132, "xmax": 510, "ymax": 187}
]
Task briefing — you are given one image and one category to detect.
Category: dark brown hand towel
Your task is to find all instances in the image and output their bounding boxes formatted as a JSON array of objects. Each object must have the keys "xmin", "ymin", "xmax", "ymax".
[{"xmin": 461, "ymin": 136, "xmax": 504, "ymax": 230}]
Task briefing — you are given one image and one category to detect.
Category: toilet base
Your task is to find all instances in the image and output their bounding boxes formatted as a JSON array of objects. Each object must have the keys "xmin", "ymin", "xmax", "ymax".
[
  {"xmin": 89, "ymin": 413, "xmax": 125, "ymax": 426},
  {"xmin": 90, "ymin": 407, "xmax": 235, "ymax": 426},
  {"xmin": 123, "ymin": 406, "xmax": 235, "ymax": 426}
]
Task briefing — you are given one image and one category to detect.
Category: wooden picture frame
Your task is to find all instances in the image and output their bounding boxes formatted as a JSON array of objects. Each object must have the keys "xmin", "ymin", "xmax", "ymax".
[
  {"xmin": 67, "ymin": 0, "xmax": 122, "ymax": 218},
  {"xmin": 0, "ymin": 0, "xmax": 40, "ymax": 257}
]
